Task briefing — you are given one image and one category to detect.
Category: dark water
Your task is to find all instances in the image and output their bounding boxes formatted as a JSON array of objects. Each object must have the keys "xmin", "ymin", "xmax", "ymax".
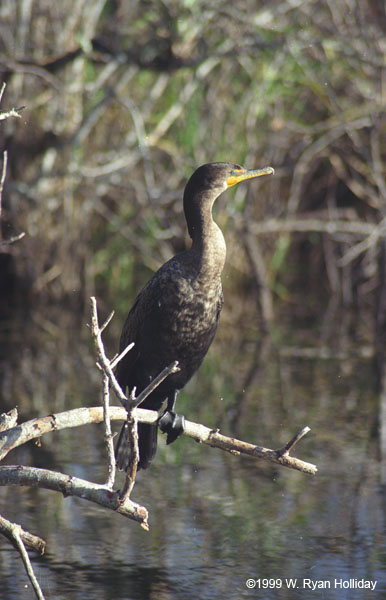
[{"xmin": 1, "ymin": 306, "xmax": 386, "ymax": 599}]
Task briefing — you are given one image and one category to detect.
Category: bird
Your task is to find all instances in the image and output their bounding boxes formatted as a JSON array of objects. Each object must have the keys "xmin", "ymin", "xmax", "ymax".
[{"xmin": 115, "ymin": 161, "xmax": 274, "ymax": 471}]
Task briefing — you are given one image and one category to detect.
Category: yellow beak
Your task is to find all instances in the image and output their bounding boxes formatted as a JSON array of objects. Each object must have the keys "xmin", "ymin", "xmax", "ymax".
[{"xmin": 226, "ymin": 166, "xmax": 274, "ymax": 188}]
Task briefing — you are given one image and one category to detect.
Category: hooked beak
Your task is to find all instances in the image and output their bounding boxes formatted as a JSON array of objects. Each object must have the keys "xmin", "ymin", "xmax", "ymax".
[{"xmin": 226, "ymin": 166, "xmax": 274, "ymax": 188}]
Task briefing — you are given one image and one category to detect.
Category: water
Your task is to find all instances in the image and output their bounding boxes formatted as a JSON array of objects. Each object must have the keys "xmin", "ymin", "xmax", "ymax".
[{"xmin": 1, "ymin": 306, "xmax": 385, "ymax": 599}]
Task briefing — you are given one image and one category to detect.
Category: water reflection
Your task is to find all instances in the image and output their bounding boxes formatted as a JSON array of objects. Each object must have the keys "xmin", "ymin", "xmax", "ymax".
[{"xmin": 1, "ymin": 306, "xmax": 386, "ymax": 599}]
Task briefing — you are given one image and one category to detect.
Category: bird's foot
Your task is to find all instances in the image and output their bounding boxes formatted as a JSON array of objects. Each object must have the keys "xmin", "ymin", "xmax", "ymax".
[{"xmin": 158, "ymin": 410, "xmax": 186, "ymax": 445}]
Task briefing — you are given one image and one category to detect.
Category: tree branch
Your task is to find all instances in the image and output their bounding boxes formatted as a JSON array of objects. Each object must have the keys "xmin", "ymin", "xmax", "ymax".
[
  {"xmin": 0, "ymin": 406, "xmax": 317, "ymax": 475},
  {"xmin": 0, "ymin": 466, "xmax": 149, "ymax": 530}
]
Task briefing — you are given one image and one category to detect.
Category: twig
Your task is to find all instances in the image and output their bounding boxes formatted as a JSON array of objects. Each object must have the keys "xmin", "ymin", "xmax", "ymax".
[
  {"xmin": 110, "ymin": 342, "xmax": 135, "ymax": 370},
  {"xmin": 0, "ymin": 406, "xmax": 317, "ymax": 475},
  {"xmin": 0, "ymin": 466, "xmax": 149, "ymax": 530},
  {"xmin": 89, "ymin": 297, "xmax": 121, "ymax": 486},
  {"xmin": 118, "ymin": 410, "xmax": 139, "ymax": 501},
  {"xmin": 0, "ymin": 107, "xmax": 23, "ymax": 121},
  {"xmin": 102, "ymin": 373, "xmax": 115, "ymax": 489},
  {"xmin": 131, "ymin": 361, "xmax": 180, "ymax": 409},
  {"xmin": 0, "ymin": 514, "xmax": 46, "ymax": 599},
  {"xmin": 90, "ymin": 296, "xmax": 140, "ymax": 498},
  {"xmin": 0, "ymin": 82, "xmax": 6, "ymax": 104},
  {"xmin": 0, "ymin": 513, "xmax": 45, "ymax": 554},
  {"xmin": 0, "ymin": 150, "xmax": 26, "ymax": 244},
  {"xmin": 337, "ymin": 214, "xmax": 386, "ymax": 267},
  {"xmin": 89, "ymin": 297, "xmax": 127, "ymax": 403},
  {"xmin": 0, "ymin": 232, "xmax": 26, "ymax": 247},
  {"xmin": 89, "ymin": 296, "xmax": 180, "ymax": 501},
  {"xmin": 275, "ymin": 426, "xmax": 311, "ymax": 457},
  {"xmin": 0, "ymin": 83, "xmax": 24, "ymax": 121},
  {"xmin": 0, "ymin": 150, "xmax": 8, "ymax": 221}
]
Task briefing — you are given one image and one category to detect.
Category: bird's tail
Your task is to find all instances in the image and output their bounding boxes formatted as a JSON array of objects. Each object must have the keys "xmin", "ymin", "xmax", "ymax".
[{"xmin": 115, "ymin": 421, "xmax": 158, "ymax": 471}]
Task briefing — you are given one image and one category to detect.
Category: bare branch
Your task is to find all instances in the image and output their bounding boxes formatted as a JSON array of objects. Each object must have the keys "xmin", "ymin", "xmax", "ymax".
[
  {"xmin": 0, "ymin": 232, "xmax": 26, "ymax": 247},
  {"xmin": 0, "ymin": 107, "xmax": 23, "ymax": 121},
  {"xmin": 0, "ymin": 408, "xmax": 18, "ymax": 432},
  {"xmin": 101, "ymin": 373, "xmax": 116, "ymax": 489},
  {"xmin": 0, "ymin": 406, "xmax": 317, "ymax": 475},
  {"xmin": 0, "ymin": 466, "xmax": 149, "ymax": 530},
  {"xmin": 89, "ymin": 298, "xmax": 119, "ymax": 487},
  {"xmin": 89, "ymin": 297, "xmax": 181, "ymax": 501},
  {"xmin": 110, "ymin": 342, "xmax": 135, "ymax": 370},
  {"xmin": 185, "ymin": 422, "xmax": 316, "ymax": 475},
  {"xmin": 0, "ymin": 150, "xmax": 26, "ymax": 245},
  {"xmin": 0, "ymin": 513, "xmax": 45, "ymax": 555},
  {"xmin": 118, "ymin": 413, "xmax": 139, "ymax": 502},
  {"xmin": 90, "ymin": 296, "xmax": 127, "ymax": 403},
  {"xmin": 0, "ymin": 82, "xmax": 6, "ymax": 104},
  {"xmin": 0, "ymin": 514, "xmax": 46, "ymax": 599},
  {"xmin": 0, "ymin": 84, "xmax": 24, "ymax": 120},
  {"xmin": 275, "ymin": 426, "xmax": 311, "ymax": 457},
  {"xmin": 0, "ymin": 150, "xmax": 8, "ymax": 221},
  {"xmin": 338, "ymin": 215, "xmax": 386, "ymax": 266},
  {"xmin": 131, "ymin": 361, "xmax": 180, "ymax": 409}
]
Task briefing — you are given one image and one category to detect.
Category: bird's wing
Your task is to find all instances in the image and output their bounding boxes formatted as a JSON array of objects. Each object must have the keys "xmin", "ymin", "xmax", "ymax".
[{"xmin": 115, "ymin": 274, "xmax": 163, "ymax": 392}]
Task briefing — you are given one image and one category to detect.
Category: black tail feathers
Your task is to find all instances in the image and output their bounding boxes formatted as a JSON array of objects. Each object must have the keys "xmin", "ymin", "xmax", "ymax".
[{"xmin": 115, "ymin": 421, "xmax": 158, "ymax": 471}]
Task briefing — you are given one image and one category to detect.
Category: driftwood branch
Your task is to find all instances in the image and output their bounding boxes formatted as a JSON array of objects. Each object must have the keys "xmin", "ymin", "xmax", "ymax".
[{"xmin": 0, "ymin": 406, "xmax": 317, "ymax": 475}]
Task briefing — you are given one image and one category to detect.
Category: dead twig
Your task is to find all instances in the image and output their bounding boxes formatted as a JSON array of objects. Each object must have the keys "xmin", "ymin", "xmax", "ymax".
[
  {"xmin": 0, "ymin": 513, "xmax": 45, "ymax": 555},
  {"xmin": 0, "ymin": 82, "xmax": 25, "ymax": 121},
  {"xmin": 0, "ymin": 150, "xmax": 8, "ymax": 222},
  {"xmin": 275, "ymin": 426, "xmax": 311, "ymax": 457},
  {"xmin": 0, "ymin": 514, "xmax": 46, "ymax": 600},
  {"xmin": 0, "ymin": 151, "xmax": 26, "ymax": 245},
  {"xmin": 89, "ymin": 296, "xmax": 180, "ymax": 502},
  {"xmin": 89, "ymin": 298, "xmax": 117, "ymax": 488},
  {"xmin": 0, "ymin": 232, "xmax": 26, "ymax": 247},
  {"xmin": 118, "ymin": 408, "xmax": 139, "ymax": 501}
]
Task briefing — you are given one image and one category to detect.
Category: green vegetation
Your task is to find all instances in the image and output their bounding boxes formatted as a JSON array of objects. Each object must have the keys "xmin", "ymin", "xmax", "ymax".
[{"xmin": 0, "ymin": 0, "xmax": 385, "ymax": 343}]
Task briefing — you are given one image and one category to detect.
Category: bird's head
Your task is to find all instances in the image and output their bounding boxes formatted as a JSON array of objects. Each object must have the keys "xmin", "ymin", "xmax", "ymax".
[
  {"xmin": 184, "ymin": 161, "xmax": 274, "ymax": 202},
  {"xmin": 183, "ymin": 162, "xmax": 274, "ymax": 238}
]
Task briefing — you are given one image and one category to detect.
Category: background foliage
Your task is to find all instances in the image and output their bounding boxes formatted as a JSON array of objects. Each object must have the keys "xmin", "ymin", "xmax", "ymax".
[{"xmin": 1, "ymin": 0, "xmax": 385, "ymax": 345}]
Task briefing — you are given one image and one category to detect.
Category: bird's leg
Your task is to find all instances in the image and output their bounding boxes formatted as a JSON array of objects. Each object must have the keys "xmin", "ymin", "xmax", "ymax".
[{"xmin": 158, "ymin": 390, "xmax": 186, "ymax": 445}]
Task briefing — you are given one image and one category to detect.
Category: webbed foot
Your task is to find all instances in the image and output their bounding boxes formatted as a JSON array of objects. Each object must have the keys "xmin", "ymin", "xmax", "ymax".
[{"xmin": 158, "ymin": 410, "xmax": 186, "ymax": 445}]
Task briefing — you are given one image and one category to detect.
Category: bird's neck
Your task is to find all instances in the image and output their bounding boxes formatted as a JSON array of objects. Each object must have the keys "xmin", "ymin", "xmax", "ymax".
[{"xmin": 189, "ymin": 196, "xmax": 226, "ymax": 282}]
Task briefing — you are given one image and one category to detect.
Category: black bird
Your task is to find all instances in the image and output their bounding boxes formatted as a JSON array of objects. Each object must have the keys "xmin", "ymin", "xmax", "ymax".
[{"xmin": 115, "ymin": 161, "xmax": 274, "ymax": 471}]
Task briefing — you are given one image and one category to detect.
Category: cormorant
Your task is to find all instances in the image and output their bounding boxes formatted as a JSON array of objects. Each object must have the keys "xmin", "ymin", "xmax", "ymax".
[{"xmin": 115, "ymin": 161, "xmax": 274, "ymax": 471}]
